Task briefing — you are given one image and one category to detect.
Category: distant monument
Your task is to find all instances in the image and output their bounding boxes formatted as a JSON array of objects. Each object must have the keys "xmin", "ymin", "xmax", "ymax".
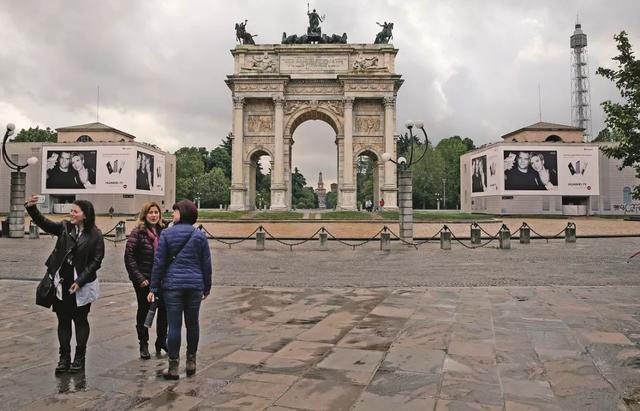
[
  {"xmin": 315, "ymin": 172, "xmax": 327, "ymax": 209},
  {"xmin": 235, "ymin": 20, "xmax": 257, "ymax": 45}
]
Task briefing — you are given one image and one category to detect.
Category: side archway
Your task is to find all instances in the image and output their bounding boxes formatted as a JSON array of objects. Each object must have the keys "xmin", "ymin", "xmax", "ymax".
[{"xmin": 246, "ymin": 146, "xmax": 273, "ymax": 210}]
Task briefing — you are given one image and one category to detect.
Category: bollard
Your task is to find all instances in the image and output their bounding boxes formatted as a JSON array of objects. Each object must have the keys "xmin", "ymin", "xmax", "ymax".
[
  {"xmin": 256, "ymin": 230, "xmax": 265, "ymax": 250},
  {"xmin": 380, "ymin": 232, "xmax": 391, "ymax": 251},
  {"xmin": 115, "ymin": 222, "xmax": 126, "ymax": 242},
  {"xmin": 29, "ymin": 222, "xmax": 39, "ymax": 239},
  {"xmin": 470, "ymin": 224, "xmax": 481, "ymax": 244},
  {"xmin": 440, "ymin": 230, "xmax": 452, "ymax": 250},
  {"xmin": 565, "ymin": 223, "xmax": 576, "ymax": 243},
  {"xmin": 520, "ymin": 224, "xmax": 530, "ymax": 244},
  {"xmin": 499, "ymin": 225, "xmax": 511, "ymax": 249},
  {"xmin": 319, "ymin": 232, "xmax": 328, "ymax": 250}
]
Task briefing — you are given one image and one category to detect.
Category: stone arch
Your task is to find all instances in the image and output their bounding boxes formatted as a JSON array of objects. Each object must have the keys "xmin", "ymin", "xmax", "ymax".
[
  {"xmin": 545, "ymin": 134, "xmax": 563, "ymax": 142},
  {"xmin": 354, "ymin": 147, "xmax": 382, "ymax": 208},
  {"xmin": 245, "ymin": 147, "xmax": 273, "ymax": 211},
  {"xmin": 285, "ymin": 106, "xmax": 342, "ymax": 136}
]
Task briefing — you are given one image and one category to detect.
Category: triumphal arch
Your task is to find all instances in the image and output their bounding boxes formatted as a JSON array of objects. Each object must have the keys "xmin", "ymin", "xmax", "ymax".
[{"xmin": 226, "ymin": 35, "xmax": 403, "ymax": 210}]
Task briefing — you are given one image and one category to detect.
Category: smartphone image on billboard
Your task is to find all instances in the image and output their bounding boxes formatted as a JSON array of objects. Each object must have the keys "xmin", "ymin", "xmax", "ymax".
[
  {"xmin": 106, "ymin": 161, "xmax": 114, "ymax": 174},
  {"xmin": 568, "ymin": 162, "xmax": 576, "ymax": 175}
]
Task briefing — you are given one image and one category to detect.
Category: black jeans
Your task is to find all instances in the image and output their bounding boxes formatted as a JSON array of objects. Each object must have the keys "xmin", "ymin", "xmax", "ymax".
[
  {"xmin": 164, "ymin": 289, "xmax": 202, "ymax": 360},
  {"xmin": 56, "ymin": 305, "xmax": 90, "ymax": 356},
  {"xmin": 134, "ymin": 285, "xmax": 167, "ymax": 348}
]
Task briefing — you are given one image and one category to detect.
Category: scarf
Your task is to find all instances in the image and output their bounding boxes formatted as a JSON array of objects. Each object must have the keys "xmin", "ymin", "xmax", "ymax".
[{"xmin": 147, "ymin": 227, "xmax": 159, "ymax": 252}]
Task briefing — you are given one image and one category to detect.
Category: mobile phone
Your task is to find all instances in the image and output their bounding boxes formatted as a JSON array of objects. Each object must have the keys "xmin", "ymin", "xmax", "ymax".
[
  {"xmin": 36, "ymin": 195, "xmax": 46, "ymax": 204},
  {"xmin": 568, "ymin": 162, "xmax": 576, "ymax": 175},
  {"xmin": 106, "ymin": 161, "xmax": 114, "ymax": 174}
]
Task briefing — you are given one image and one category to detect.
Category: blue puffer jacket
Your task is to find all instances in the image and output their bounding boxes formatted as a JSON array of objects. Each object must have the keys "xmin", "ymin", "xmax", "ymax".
[{"xmin": 150, "ymin": 223, "xmax": 212, "ymax": 294}]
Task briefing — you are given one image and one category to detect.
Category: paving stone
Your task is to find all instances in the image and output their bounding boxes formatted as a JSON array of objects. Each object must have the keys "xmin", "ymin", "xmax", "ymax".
[
  {"xmin": 442, "ymin": 355, "xmax": 499, "ymax": 385},
  {"xmin": 352, "ymin": 391, "xmax": 436, "ymax": 411},
  {"xmin": 367, "ymin": 369, "xmax": 440, "ymax": 398},
  {"xmin": 435, "ymin": 399, "xmax": 503, "ymax": 410},
  {"xmin": 439, "ymin": 376, "xmax": 502, "ymax": 406},
  {"xmin": 447, "ymin": 341, "xmax": 495, "ymax": 359},
  {"xmin": 275, "ymin": 378, "xmax": 363, "ymax": 411},
  {"xmin": 316, "ymin": 347, "xmax": 384, "ymax": 374},
  {"xmin": 222, "ymin": 349, "xmax": 272, "ymax": 365},
  {"xmin": 382, "ymin": 346, "xmax": 446, "ymax": 374},
  {"xmin": 272, "ymin": 340, "xmax": 333, "ymax": 362}
]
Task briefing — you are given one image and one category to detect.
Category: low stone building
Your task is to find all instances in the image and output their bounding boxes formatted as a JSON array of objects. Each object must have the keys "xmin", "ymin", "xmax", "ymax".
[
  {"xmin": 1, "ymin": 122, "xmax": 176, "ymax": 215},
  {"xmin": 460, "ymin": 122, "xmax": 639, "ymax": 216}
]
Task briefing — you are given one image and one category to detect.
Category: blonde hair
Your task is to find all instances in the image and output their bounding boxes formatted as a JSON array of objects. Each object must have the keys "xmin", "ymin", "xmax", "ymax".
[{"xmin": 136, "ymin": 202, "xmax": 165, "ymax": 229}]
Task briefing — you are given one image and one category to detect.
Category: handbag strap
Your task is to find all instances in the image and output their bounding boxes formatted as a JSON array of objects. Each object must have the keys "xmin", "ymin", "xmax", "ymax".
[{"xmin": 169, "ymin": 228, "xmax": 196, "ymax": 265}]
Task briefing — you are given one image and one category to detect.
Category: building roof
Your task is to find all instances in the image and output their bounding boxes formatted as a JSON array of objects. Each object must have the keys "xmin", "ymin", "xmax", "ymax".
[
  {"xmin": 501, "ymin": 121, "xmax": 584, "ymax": 139},
  {"xmin": 56, "ymin": 122, "xmax": 136, "ymax": 140}
]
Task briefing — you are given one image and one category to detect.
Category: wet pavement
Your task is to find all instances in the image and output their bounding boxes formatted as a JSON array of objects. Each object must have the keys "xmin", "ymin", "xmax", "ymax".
[{"xmin": 1, "ymin": 279, "xmax": 639, "ymax": 410}]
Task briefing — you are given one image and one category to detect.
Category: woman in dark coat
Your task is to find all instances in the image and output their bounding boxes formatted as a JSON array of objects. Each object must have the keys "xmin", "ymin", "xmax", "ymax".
[
  {"xmin": 148, "ymin": 200, "xmax": 212, "ymax": 379},
  {"xmin": 124, "ymin": 202, "xmax": 167, "ymax": 359},
  {"xmin": 25, "ymin": 195, "xmax": 104, "ymax": 374}
]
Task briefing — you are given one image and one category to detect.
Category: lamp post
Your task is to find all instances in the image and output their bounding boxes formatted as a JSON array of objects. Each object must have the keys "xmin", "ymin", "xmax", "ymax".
[
  {"xmin": 2, "ymin": 123, "xmax": 39, "ymax": 238},
  {"xmin": 442, "ymin": 177, "xmax": 446, "ymax": 210},
  {"xmin": 382, "ymin": 120, "xmax": 429, "ymax": 242}
]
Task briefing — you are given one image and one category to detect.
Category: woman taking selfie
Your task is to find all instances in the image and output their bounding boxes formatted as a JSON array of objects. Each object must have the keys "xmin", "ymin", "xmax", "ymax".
[
  {"xmin": 124, "ymin": 202, "xmax": 167, "ymax": 359},
  {"xmin": 25, "ymin": 195, "xmax": 104, "ymax": 374}
]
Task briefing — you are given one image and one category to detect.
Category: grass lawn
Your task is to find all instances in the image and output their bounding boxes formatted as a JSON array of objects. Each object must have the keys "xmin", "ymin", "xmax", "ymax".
[
  {"xmin": 381, "ymin": 211, "xmax": 495, "ymax": 220},
  {"xmin": 252, "ymin": 211, "xmax": 304, "ymax": 220},
  {"xmin": 197, "ymin": 210, "xmax": 248, "ymax": 219},
  {"xmin": 321, "ymin": 211, "xmax": 374, "ymax": 220}
]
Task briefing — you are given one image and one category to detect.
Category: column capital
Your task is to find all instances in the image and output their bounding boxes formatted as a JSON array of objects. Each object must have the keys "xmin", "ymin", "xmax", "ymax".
[
  {"xmin": 273, "ymin": 95, "xmax": 285, "ymax": 107},
  {"xmin": 343, "ymin": 97, "xmax": 355, "ymax": 109},
  {"xmin": 233, "ymin": 96, "xmax": 245, "ymax": 109},
  {"xmin": 383, "ymin": 96, "xmax": 396, "ymax": 109}
]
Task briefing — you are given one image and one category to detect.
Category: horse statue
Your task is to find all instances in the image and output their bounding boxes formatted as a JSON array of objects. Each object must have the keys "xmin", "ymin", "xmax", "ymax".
[
  {"xmin": 374, "ymin": 21, "xmax": 393, "ymax": 44},
  {"xmin": 235, "ymin": 20, "xmax": 257, "ymax": 45}
]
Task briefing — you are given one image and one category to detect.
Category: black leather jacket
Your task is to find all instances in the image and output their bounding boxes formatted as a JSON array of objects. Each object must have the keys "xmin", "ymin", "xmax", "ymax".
[{"xmin": 26, "ymin": 204, "xmax": 104, "ymax": 287}]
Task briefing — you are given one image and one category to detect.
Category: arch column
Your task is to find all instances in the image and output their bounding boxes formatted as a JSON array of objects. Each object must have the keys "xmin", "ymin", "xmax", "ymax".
[
  {"xmin": 340, "ymin": 97, "xmax": 356, "ymax": 210},
  {"xmin": 229, "ymin": 96, "xmax": 246, "ymax": 210},
  {"xmin": 382, "ymin": 97, "xmax": 398, "ymax": 210},
  {"xmin": 270, "ymin": 95, "xmax": 287, "ymax": 210}
]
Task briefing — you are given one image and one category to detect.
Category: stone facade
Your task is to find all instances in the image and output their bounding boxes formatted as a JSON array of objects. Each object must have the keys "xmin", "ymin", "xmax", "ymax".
[{"xmin": 226, "ymin": 44, "xmax": 403, "ymax": 211}]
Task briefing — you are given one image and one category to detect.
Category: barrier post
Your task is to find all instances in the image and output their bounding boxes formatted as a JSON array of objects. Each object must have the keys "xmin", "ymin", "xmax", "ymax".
[
  {"xmin": 565, "ymin": 222, "xmax": 576, "ymax": 243},
  {"xmin": 380, "ymin": 232, "xmax": 391, "ymax": 251},
  {"xmin": 29, "ymin": 221, "xmax": 39, "ymax": 239},
  {"xmin": 256, "ymin": 227, "xmax": 265, "ymax": 250},
  {"xmin": 440, "ymin": 228, "xmax": 452, "ymax": 250},
  {"xmin": 520, "ymin": 223, "xmax": 530, "ymax": 244},
  {"xmin": 470, "ymin": 223, "xmax": 481, "ymax": 244},
  {"xmin": 319, "ymin": 231, "xmax": 328, "ymax": 250},
  {"xmin": 499, "ymin": 225, "xmax": 511, "ymax": 250}
]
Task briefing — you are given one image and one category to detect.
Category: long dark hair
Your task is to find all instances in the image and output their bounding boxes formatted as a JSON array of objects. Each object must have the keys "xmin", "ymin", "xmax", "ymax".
[{"xmin": 73, "ymin": 199, "xmax": 97, "ymax": 232}]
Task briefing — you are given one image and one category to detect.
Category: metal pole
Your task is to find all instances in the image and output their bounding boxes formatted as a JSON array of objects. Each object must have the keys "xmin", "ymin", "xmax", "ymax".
[
  {"xmin": 442, "ymin": 178, "xmax": 446, "ymax": 210},
  {"xmin": 398, "ymin": 168, "xmax": 413, "ymax": 242}
]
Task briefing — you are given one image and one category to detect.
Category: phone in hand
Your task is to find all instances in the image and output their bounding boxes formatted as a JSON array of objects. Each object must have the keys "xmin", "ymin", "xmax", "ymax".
[{"xmin": 36, "ymin": 195, "xmax": 46, "ymax": 204}]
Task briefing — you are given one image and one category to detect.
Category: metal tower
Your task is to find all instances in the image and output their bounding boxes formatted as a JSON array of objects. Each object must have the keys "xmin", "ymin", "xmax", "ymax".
[{"xmin": 570, "ymin": 22, "xmax": 592, "ymax": 141}]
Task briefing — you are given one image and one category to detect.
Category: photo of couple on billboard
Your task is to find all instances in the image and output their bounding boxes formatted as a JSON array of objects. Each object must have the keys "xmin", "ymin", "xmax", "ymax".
[
  {"xmin": 45, "ymin": 150, "xmax": 97, "ymax": 189},
  {"xmin": 136, "ymin": 151, "xmax": 154, "ymax": 191},
  {"xmin": 504, "ymin": 150, "xmax": 557, "ymax": 191}
]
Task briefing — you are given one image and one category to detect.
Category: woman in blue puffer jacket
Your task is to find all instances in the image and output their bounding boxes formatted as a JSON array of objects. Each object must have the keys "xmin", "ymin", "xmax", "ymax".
[{"xmin": 148, "ymin": 199, "xmax": 212, "ymax": 379}]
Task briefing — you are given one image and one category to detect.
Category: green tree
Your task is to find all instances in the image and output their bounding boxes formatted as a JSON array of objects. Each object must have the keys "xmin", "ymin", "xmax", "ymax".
[
  {"xmin": 12, "ymin": 126, "xmax": 57, "ymax": 142},
  {"xmin": 208, "ymin": 146, "xmax": 232, "ymax": 179},
  {"xmin": 596, "ymin": 31, "xmax": 640, "ymax": 199},
  {"xmin": 196, "ymin": 168, "xmax": 230, "ymax": 208},
  {"xmin": 356, "ymin": 155, "xmax": 375, "ymax": 208},
  {"xmin": 174, "ymin": 147, "xmax": 205, "ymax": 200},
  {"xmin": 325, "ymin": 191, "xmax": 337, "ymax": 209}
]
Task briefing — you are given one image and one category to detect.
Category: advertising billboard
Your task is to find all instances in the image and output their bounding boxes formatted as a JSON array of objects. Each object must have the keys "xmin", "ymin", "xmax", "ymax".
[
  {"xmin": 471, "ymin": 145, "xmax": 599, "ymax": 196},
  {"xmin": 42, "ymin": 145, "xmax": 165, "ymax": 196}
]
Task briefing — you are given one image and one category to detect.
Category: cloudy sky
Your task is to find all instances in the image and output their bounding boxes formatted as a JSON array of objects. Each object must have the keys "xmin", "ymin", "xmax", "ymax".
[{"xmin": 1, "ymin": 0, "xmax": 638, "ymax": 186}]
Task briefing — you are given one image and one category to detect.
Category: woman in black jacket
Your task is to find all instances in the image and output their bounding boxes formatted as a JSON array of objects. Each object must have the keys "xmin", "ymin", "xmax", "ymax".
[
  {"xmin": 25, "ymin": 195, "xmax": 104, "ymax": 374},
  {"xmin": 124, "ymin": 202, "xmax": 167, "ymax": 359}
]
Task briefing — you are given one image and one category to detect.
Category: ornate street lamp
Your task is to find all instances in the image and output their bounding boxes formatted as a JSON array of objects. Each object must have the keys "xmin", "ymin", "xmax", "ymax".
[
  {"xmin": 2, "ymin": 123, "xmax": 39, "ymax": 238},
  {"xmin": 382, "ymin": 120, "xmax": 429, "ymax": 242}
]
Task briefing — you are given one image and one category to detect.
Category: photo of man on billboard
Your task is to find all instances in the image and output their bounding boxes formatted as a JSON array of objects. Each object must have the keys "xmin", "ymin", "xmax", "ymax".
[
  {"xmin": 504, "ymin": 150, "xmax": 557, "ymax": 191},
  {"xmin": 471, "ymin": 155, "xmax": 487, "ymax": 193},
  {"xmin": 136, "ymin": 151, "xmax": 154, "ymax": 190},
  {"xmin": 46, "ymin": 150, "xmax": 97, "ymax": 189}
]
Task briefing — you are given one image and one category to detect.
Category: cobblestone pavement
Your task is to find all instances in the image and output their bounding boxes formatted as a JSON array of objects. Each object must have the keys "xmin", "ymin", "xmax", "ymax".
[
  {"xmin": 1, "ymin": 280, "xmax": 639, "ymax": 410},
  {"xmin": 1, "ymin": 236, "xmax": 639, "ymax": 287}
]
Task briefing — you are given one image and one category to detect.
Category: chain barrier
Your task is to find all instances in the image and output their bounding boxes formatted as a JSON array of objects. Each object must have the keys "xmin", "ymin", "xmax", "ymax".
[
  {"xmin": 102, "ymin": 220, "xmax": 126, "ymax": 236},
  {"xmin": 324, "ymin": 226, "xmax": 386, "ymax": 250},
  {"xmin": 197, "ymin": 224, "xmax": 262, "ymax": 248},
  {"xmin": 108, "ymin": 221, "xmax": 574, "ymax": 251},
  {"xmin": 261, "ymin": 226, "xmax": 324, "ymax": 251}
]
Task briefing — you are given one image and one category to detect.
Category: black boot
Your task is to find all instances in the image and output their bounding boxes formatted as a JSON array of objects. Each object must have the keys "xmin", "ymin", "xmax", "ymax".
[
  {"xmin": 186, "ymin": 353, "xmax": 196, "ymax": 377},
  {"xmin": 162, "ymin": 358, "xmax": 180, "ymax": 380},
  {"xmin": 155, "ymin": 340, "xmax": 167, "ymax": 357},
  {"xmin": 68, "ymin": 347, "xmax": 86, "ymax": 373},
  {"xmin": 140, "ymin": 343, "xmax": 151, "ymax": 360},
  {"xmin": 55, "ymin": 351, "xmax": 71, "ymax": 375}
]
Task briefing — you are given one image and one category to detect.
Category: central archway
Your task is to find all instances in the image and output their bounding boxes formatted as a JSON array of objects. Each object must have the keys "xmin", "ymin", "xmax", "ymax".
[{"xmin": 225, "ymin": 43, "xmax": 403, "ymax": 211}]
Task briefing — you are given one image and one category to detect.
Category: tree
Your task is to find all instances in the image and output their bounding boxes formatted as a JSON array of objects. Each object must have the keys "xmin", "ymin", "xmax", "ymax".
[
  {"xmin": 356, "ymin": 155, "xmax": 375, "ymax": 208},
  {"xmin": 196, "ymin": 168, "xmax": 230, "ymax": 208},
  {"xmin": 593, "ymin": 128, "xmax": 622, "ymax": 142},
  {"xmin": 596, "ymin": 31, "xmax": 640, "ymax": 199},
  {"xmin": 12, "ymin": 126, "xmax": 57, "ymax": 142},
  {"xmin": 174, "ymin": 147, "xmax": 205, "ymax": 200},
  {"xmin": 208, "ymin": 146, "xmax": 232, "ymax": 179}
]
